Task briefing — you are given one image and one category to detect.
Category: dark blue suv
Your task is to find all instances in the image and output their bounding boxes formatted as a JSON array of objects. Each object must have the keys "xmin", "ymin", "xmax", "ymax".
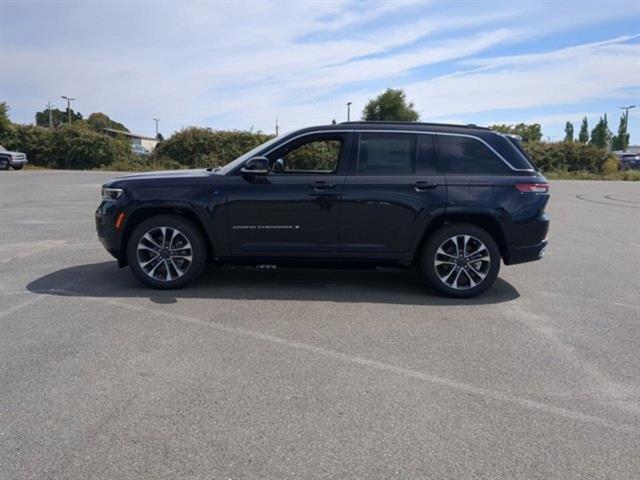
[{"xmin": 96, "ymin": 122, "xmax": 549, "ymax": 297}]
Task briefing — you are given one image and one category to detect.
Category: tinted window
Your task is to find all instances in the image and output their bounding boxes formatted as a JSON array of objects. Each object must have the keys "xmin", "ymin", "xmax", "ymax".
[
  {"xmin": 357, "ymin": 133, "xmax": 415, "ymax": 175},
  {"xmin": 438, "ymin": 135, "xmax": 510, "ymax": 175},
  {"xmin": 416, "ymin": 134, "xmax": 438, "ymax": 174},
  {"xmin": 270, "ymin": 136, "xmax": 343, "ymax": 173}
]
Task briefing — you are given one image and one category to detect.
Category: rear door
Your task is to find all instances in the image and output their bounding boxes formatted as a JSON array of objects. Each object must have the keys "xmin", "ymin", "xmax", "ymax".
[
  {"xmin": 226, "ymin": 132, "xmax": 350, "ymax": 255},
  {"xmin": 338, "ymin": 131, "xmax": 447, "ymax": 256}
]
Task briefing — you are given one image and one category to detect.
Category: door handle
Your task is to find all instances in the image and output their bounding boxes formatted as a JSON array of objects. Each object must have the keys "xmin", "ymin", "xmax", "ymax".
[
  {"xmin": 310, "ymin": 181, "xmax": 336, "ymax": 191},
  {"xmin": 411, "ymin": 181, "xmax": 437, "ymax": 192}
]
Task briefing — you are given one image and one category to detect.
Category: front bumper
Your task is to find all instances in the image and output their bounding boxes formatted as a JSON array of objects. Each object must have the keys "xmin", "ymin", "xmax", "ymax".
[{"xmin": 95, "ymin": 202, "xmax": 123, "ymax": 262}]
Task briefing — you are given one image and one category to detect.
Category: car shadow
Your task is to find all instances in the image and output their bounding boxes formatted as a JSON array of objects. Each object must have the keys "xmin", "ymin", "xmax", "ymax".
[{"xmin": 26, "ymin": 262, "xmax": 520, "ymax": 306}]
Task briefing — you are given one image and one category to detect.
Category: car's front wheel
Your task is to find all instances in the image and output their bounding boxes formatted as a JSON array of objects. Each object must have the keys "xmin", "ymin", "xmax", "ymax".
[
  {"xmin": 421, "ymin": 223, "xmax": 501, "ymax": 298},
  {"xmin": 127, "ymin": 215, "xmax": 207, "ymax": 289},
  {"xmin": 11, "ymin": 163, "xmax": 24, "ymax": 170}
]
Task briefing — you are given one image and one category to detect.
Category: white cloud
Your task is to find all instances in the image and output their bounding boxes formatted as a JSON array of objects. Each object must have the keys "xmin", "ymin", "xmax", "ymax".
[{"xmin": 1, "ymin": 0, "xmax": 639, "ymax": 139}]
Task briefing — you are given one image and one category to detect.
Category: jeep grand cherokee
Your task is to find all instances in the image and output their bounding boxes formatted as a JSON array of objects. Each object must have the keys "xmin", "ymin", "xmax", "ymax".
[{"xmin": 96, "ymin": 122, "xmax": 550, "ymax": 297}]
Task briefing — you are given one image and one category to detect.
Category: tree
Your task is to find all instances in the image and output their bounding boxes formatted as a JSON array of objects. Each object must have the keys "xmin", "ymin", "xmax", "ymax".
[
  {"xmin": 0, "ymin": 102, "xmax": 14, "ymax": 144},
  {"xmin": 362, "ymin": 88, "xmax": 419, "ymax": 122},
  {"xmin": 86, "ymin": 112, "xmax": 129, "ymax": 132},
  {"xmin": 489, "ymin": 123, "xmax": 542, "ymax": 142},
  {"xmin": 578, "ymin": 117, "xmax": 589, "ymax": 143},
  {"xmin": 156, "ymin": 132, "xmax": 164, "ymax": 141},
  {"xmin": 611, "ymin": 112, "xmax": 630, "ymax": 152},
  {"xmin": 35, "ymin": 107, "xmax": 82, "ymax": 127},
  {"xmin": 564, "ymin": 121, "xmax": 574, "ymax": 142},
  {"xmin": 589, "ymin": 114, "xmax": 611, "ymax": 150}
]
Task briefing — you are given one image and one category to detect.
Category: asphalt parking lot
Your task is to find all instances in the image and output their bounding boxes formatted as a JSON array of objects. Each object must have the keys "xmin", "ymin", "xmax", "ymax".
[{"xmin": 1, "ymin": 170, "xmax": 639, "ymax": 479}]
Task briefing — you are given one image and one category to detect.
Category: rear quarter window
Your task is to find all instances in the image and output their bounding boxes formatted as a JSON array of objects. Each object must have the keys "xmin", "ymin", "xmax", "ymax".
[
  {"xmin": 438, "ymin": 135, "xmax": 511, "ymax": 175},
  {"xmin": 487, "ymin": 134, "xmax": 535, "ymax": 170}
]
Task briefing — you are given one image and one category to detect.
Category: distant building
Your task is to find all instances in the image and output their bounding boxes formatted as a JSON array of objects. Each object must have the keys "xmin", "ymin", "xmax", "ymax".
[{"xmin": 103, "ymin": 128, "xmax": 158, "ymax": 151}]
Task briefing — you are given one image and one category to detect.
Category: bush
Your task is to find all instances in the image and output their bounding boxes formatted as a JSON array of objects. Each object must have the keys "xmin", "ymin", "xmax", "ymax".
[
  {"xmin": 9, "ymin": 123, "xmax": 135, "ymax": 169},
  {"xmin": 151, "ymin": 127, "xmax": 273, "ymax": 168},
  {"xmin": 522, "ymin": 141, "xmax": 616, "ymax": 173}
]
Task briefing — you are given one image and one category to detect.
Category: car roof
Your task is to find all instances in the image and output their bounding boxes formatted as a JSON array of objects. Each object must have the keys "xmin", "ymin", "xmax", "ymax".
[{"xmin": 292, "ymin": 121, "xmax": 492, "ymax": 136}]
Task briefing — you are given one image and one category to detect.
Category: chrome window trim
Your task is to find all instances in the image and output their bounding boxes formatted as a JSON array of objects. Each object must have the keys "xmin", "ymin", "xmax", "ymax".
[{"xmin": 256, "ymin": 128, "xmax": 534, "ymax": 173}]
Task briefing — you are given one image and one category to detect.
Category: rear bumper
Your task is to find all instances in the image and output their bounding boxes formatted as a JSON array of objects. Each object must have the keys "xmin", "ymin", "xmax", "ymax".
[
  {"xmin": 504, "ymin": 211, "xmax": 550, "ymax": 265},
  {"xmin": 507, "ymin": 240, "xmax": 547, "ymax": 265}
]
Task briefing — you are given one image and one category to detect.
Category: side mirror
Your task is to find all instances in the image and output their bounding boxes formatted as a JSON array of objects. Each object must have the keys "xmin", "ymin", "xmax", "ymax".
[{"xmin": 240, "ymin": 156, "xmax": 269, "ymax": 175}]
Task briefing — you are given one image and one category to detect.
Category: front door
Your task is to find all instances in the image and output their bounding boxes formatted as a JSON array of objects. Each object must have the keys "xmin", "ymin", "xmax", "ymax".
[
  {"xmin": 339, "ymin": 132, "xmax": 447, "ymax": 255},
  {"xmin": 226, "ymin": 132, "xmax": 350, "ymax": 256}
]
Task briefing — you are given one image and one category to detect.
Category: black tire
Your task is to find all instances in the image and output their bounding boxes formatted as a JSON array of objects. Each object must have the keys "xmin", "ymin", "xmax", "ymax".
[
  {"xmin": 127, "ymin": 215, "xmax": 207, "ymax": 289},
  {"xmin": 11, "ymin": 163, "xmax": 24, "ymax": 170},
  {"xmin": 420, "ymin": 223, "xmax": 501, "ymax": 298},
  {"xmin": 0, "ymin": 160, "xmax": 9, "ymax": 170}
]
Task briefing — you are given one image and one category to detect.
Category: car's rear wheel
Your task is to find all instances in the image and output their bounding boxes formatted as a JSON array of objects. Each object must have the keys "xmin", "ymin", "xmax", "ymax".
[
  {"xmin": 421, "ymin": 223, "xmax": 500, "ymax": 298},
  {"xmin": 127, "ymin": 215, "xmax": 207, "ymax": 289}
]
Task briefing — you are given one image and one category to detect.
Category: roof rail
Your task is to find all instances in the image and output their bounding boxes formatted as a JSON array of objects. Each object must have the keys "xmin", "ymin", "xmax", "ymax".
[{"xmin": 339, "ymin": 120, "xmax": 489, "ymax": 130}]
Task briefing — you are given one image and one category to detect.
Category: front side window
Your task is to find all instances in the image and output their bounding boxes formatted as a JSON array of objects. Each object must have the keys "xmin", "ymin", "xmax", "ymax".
[
  {"xmin": 357, "ymin": 133, "xmax": 416, "ymax": 175},
  {"xmin": 269, "ymin": 136, "xmax": 343, "ymax": 174},
  {"xmin": 438, "ymin": 135, "xmax": 510, "ymax": 175}
]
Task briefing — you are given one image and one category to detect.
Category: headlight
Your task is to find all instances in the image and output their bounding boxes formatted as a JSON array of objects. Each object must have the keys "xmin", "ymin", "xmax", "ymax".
[{"xmin": 102, "ymin": 187, "xmax": 123, "ymax": 201}]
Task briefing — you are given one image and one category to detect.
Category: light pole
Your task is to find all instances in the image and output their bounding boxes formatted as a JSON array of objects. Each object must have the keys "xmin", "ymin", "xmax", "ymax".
[
  {"xmin": 620, "ymin": 105, "xmax": 636, "ymax": 118},
  {"xmin": 61, "ymin": 96, "xmax": 76, "ymax": 124},
  {"xmin": 346, "ymin": 102, "xmax": 352, "ymax": 122},
  {"xmin": 153, "ymin": 118, "xmax": 160, "ymax": 138}
]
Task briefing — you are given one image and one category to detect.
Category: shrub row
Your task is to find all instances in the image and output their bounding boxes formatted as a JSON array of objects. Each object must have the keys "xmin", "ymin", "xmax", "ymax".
[
  {"xmin": 0, "ymin": 122, "xmax": 622, "ymax": 175},
  {"xmin": 151, "ymin": 127, "xmax": 273, "ymax": 169},
  {"xmin": 521, "ymin": 141, "xmax": 617, "ymax": 174},
  {"xmin": 4, "ymin": 123, "xmax": 134, "ymax": 169}
]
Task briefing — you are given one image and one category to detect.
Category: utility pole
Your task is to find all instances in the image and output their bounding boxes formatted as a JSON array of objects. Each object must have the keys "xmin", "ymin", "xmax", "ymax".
[
  {"xmin": 153, "ymin": 118, "xmax": 160, "ymax": 138},
  {"xmin": 46, "ymin": 101, "xmax": 53, "ymax": 127},
  {"xmin": 275, "ymin": 117, "xmax": 279, "ymax": 136},
  {"xmin": 61, "ymin": 96, "xmax": 76, "ymax": 124},
  {"xmin": 346, "ymin": 102, "xmax": 352, "ymax": 122}
]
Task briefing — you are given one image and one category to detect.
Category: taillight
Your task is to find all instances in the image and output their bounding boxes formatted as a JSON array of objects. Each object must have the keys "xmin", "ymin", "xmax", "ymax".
[{"xmin": 515, "ymin": 183, "xmax": 549, "ymax": 193}]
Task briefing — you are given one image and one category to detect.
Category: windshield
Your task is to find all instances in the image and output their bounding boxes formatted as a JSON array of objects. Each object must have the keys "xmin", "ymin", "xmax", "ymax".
[
  {"xmin": 215, "ymin": 135, "xmax": 283, "ymax": 174},
  {"xmin": 0, "ymin": 145, "xmax": 6, "ymax": 152}
]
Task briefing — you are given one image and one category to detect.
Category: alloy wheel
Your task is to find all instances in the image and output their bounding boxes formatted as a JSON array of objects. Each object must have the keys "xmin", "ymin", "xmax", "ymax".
[
  {"xmin": 434, "ymin": 234, "xmax": 491, "ymax": 290},
  {"xmin": 136, "ymin": 226, "xmax": 193, "ymax": 282}
]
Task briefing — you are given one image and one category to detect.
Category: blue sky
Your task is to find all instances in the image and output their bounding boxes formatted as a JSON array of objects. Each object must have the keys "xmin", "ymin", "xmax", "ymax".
[{"xmin": 1, "ymin": 0, "xmax": 639, "ymax": 142}]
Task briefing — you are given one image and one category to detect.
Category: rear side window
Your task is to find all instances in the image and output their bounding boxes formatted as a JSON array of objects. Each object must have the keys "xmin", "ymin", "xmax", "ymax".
[
  {"xmin": 438, "ymin": 135, "xmax": 510, "ymax": 175},
  {"xmin": 357, "ymin": 133, "xmax": 416, "ymax": 175}
]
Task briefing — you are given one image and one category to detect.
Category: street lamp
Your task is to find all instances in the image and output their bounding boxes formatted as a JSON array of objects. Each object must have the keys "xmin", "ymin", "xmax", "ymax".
[
  {"xmin": 346, "ymin": 102, "xmax": 352, "ymax": 122},
  {"xmin": 153, "ymin": 118, "xmax": 160, "ymax": 138},
  {"xmin": 620, "ymin": 105, "xmax": 636, "ymax": 117},
  {"xmin": 61, "ymin": 96, "xmax": 76, "ymax": 124}
]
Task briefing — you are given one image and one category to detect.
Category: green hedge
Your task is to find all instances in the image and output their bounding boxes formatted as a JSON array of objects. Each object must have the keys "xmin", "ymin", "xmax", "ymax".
[
  {"xmin": 522, "ymin": 141, "xmax": 617, "ymax": 173},
  {"xmin": 0, "ymin": 111, "xmax": 625, "ymax": 176},
  {"xmin": 5, "ymin": 123, "xmax": 135, "ymax": 169},
  {"xmin": 151, "ymin": 127, "xmax": 273, "ymax": 169}
]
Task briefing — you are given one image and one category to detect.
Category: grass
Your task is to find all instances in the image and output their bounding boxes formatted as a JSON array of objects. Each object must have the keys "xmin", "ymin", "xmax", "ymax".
[{"xmin": 544, "ymin": 170, "xmax": 640, "ymax": 181}]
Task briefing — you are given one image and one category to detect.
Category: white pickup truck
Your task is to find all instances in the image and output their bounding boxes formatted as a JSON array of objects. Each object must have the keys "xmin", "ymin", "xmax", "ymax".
[{"xmin": 0, "ymin": 144, "xmax": 28, "ymax": 170}]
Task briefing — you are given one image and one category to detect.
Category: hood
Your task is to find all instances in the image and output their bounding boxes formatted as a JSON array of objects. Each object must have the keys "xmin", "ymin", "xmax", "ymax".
[{"xmin": 104, "ymin": 168, "xmax": 224, "ymax": 188}]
